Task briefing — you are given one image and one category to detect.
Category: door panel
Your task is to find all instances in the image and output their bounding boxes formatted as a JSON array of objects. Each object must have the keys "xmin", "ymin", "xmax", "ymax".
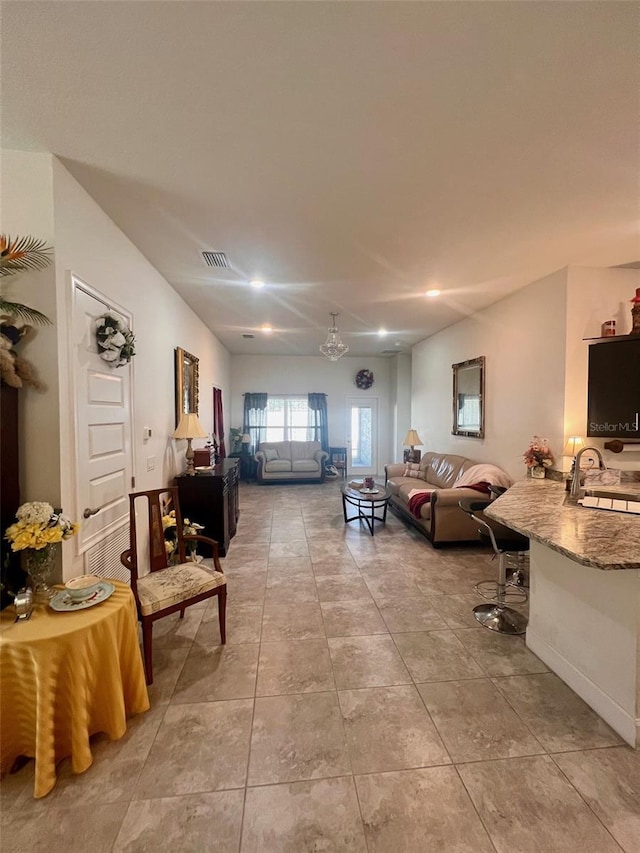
[
  {"xmin": 72, "ymin": 279, "xmax": 134, "ymax": 554},
  {"xmin": 346, "ymin": 397, "xmax": 378, "ymax": 476}
]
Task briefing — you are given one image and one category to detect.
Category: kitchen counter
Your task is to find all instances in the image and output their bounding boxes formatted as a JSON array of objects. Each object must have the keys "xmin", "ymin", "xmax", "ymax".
[
  {"xmin": 485, "ymin": 478, "xmax": 640, "ymax": 747},
  {"xmin": 484, "ymin": 479, "xmax": 640, "ymax": 570}
]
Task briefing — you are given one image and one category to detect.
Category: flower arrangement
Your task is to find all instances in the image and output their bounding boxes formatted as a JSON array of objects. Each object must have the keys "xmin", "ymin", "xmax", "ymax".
[
  {"xmin": 162, "ymin": 510, "xmax": 204, "ymax": 563},
  {"xmin": 95, "ymin": 311, "xmax": 136, "ymax": 367},
  {"xmin": 523, "ymin": 436, "xmax": 554, "ymax": 469},
  {"xmin": 4, "ymin": 502, "xmax": 79, "ymax": 601},
  {"xmin": 5, "ymin": 502, "xmax": 78, "ymax": 551}
]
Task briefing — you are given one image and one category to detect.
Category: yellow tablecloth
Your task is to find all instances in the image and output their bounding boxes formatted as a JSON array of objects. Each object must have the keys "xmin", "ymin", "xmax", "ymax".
[{"xmin": 0, "ymin": 580, "xmax": 149, "ymax": 798}]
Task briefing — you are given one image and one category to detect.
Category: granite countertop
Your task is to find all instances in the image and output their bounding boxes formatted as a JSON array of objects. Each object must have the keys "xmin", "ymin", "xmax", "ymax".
[{"xmin": 484, "ymin": 479, "xmax": 640, "ymax": 571}]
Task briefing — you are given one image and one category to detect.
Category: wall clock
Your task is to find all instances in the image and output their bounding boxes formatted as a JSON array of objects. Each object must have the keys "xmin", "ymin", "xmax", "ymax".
[{"xmin": 355, "ymin": 369, "xmax": 374, "ymax": 389}]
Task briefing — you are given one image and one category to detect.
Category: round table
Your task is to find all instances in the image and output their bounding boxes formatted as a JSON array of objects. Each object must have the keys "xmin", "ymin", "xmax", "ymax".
[
  {"xmin": 341, "ymin": 482, "xmax": 392, "ymax": 536},
  {"xmin": 0, "ymin": 580, "xmax": 149, "ymax": 798}
]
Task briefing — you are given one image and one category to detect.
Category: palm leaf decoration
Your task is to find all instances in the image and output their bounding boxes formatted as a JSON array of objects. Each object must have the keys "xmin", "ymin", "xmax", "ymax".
[
  {"xmin": 0, "ymin": 235, "xmax": 52, "ymax": 277},
  {"xmin": 0, "ymin": 235, "xmax": 53, "ymax": 325},
  {"xmin": 0, "ymin": 298, "xmax": 52, "ymax": 326}
]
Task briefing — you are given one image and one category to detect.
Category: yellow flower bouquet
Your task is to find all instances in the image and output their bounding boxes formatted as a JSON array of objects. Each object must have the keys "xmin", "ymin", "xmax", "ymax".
[{"xmin": 5, "ymin": 502, "xmax": 78, "ymax": 601}]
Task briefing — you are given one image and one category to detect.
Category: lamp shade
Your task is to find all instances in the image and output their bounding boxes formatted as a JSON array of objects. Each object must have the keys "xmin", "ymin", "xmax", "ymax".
[
  {"xmin": 402, "ymin": 429, "xmax": 423, "ymax": 448},
  {"xmin": 562, "ymin": 436, "xmax": 585, "ymax": 457},
  {"xmin": 172, "ymin": 413, "xmax": 207, "ymax": 440},
  {"xmin": 241, "ymin": 433, "xmax": 251, "ymax": 443}
]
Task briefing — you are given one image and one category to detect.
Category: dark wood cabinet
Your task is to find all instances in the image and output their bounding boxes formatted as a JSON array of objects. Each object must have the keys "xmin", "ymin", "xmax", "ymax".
[{"xmin": 174, "ymin": 458, "xmax": 239, "ymax": 557}]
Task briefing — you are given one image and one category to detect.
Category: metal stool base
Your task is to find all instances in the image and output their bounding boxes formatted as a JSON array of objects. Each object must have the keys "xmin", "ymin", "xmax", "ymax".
[
  {"xmin": 475, "ymin": 579, "xmax": 528, "ymax": 606},
  {"xmin": 473, "ymin": 603, "xmax": 528, "ymax": 635}
]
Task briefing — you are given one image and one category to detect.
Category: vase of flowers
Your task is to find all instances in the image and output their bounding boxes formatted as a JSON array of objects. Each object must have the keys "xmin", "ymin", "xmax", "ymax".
[
  {"xmin": 5, "ymin": 502, "xmax": 78, "ymax": 602},
  {"xmin": 523, "ymin": 436, "xmax": 554, "ymax": 479}
]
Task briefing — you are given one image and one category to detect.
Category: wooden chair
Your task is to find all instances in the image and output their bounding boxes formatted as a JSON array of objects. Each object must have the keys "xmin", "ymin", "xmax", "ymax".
[{"xmin": 120, "ymin": 486, "xmax": 226, "ymax": 684}]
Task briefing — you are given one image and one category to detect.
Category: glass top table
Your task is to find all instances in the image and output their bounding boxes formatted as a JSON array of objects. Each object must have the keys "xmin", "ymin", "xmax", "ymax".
[{"xmin": 341, "ymin": 481, "xmax": 393, "ymax": 536}]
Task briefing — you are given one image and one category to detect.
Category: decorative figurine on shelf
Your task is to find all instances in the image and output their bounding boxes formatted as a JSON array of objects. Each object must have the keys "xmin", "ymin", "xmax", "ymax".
[{"xmin": 630, "ymin": 288, "xmax": 640, "ymax": 336}]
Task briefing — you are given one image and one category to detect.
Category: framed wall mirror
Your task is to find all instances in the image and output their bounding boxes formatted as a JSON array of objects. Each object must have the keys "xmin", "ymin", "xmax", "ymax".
[
  {"xmin": 175, "ymin": 347, "xmax": 199, "ymax": 426},
  {"xmin": 452, "ymin": 356, "xmax": 485, "ymax": 439}
]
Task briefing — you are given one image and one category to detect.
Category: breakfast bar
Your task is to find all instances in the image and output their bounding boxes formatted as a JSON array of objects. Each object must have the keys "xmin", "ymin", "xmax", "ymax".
[{"xmin": 485, "ymin": 479, "xmax": 640, "ymax": 747}]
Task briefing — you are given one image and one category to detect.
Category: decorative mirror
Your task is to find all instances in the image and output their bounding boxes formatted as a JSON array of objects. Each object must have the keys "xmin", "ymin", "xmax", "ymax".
[
  {"xmin": 175, "ymin": 347, "xmax": 199, "ymax": 426},
  {"xmin": 452, "ymin": 356, "xmax": 485, "ymax": 438}
]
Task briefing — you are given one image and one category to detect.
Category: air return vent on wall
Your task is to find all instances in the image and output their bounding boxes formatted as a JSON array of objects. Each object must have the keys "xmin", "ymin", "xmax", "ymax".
[{"xmin": 202, "ymin": 251, "xmax": 230, "ymax": 268}]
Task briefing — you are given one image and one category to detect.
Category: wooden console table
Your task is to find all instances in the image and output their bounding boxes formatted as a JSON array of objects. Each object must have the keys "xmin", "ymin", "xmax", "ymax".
[{"xmin": 174, "ymin": 458, "xmax": 239, "ymax": 556}]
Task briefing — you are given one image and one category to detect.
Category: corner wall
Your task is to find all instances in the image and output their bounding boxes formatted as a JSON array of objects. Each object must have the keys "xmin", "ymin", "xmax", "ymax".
[{"xmin": 412, "ymin": 265, "xmax": 640, "ymax": 481}]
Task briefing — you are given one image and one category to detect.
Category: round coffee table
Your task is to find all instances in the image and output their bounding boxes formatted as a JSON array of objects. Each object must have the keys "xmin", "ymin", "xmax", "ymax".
[{"xmin": 341, "ymin": 482, "xmax": 392, "ymax": 536}]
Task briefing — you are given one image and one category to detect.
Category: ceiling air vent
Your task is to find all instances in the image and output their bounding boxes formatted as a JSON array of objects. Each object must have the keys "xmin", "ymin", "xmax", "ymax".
[
  {"xmin": 381, "ymin": 349, "xmax": 402, "ymax": 354},
  {"xmin": 242, "ymin": 333, "xmax": 255, "ymax": 339},
  {"xmin": 202, "ymin": 251, "xmax": 230, "ymax": 268}
]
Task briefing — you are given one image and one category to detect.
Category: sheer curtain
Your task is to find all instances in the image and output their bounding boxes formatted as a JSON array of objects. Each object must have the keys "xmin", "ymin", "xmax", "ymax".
[
  {"xmin": 213, "ymin": 387, "xmax": 226, "ymax": 458},
  {"xmin": 242, "ymin": 393, "xmax": 268, "ymax": 454},
  {"xmin": 308, "ymin": 393, "xmax": 329, "ymax": 453}
]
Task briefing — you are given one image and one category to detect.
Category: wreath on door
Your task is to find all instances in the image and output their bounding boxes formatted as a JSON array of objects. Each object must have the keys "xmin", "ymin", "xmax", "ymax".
[
  {"xmin": 95, "ymin": 311, "xmax": 136, "ymax": 367},
  {"xmin": 355, "ymin": 369, "xmax": 374, "ymax": 389}
]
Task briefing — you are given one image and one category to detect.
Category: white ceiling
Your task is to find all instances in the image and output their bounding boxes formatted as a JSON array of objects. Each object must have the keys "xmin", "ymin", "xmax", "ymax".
[{"xmin": 2, "ymin": 1, "xmax": 638, "ymax": 357}]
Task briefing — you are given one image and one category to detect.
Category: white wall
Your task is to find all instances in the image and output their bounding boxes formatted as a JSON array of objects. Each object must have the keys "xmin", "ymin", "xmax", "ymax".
[
  {"xmin": 2, "ymin": 150, "xmax": 231, "ymax": 578},
  {"xmin": 412, "ymin": 268, "xmax": 568, "ymax": 481},
  {"xmin": 230, "ymin": 355, "xmax": 394, "ymax": 473}
]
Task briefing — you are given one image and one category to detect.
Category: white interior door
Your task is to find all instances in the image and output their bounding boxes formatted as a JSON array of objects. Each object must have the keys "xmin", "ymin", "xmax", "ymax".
[
  {"xmin": 347, "ymin": 397, "xmax": 378, "ymax": 476},
  {"xmin": 72, "ymin": 277, "xmax": 134, "ymax": 555}
]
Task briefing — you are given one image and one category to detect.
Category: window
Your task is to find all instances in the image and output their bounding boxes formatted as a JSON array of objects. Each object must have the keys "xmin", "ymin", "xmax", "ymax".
[{"xmin": 265, "ymin": 397, "xmax": 314, "ymax": 442}]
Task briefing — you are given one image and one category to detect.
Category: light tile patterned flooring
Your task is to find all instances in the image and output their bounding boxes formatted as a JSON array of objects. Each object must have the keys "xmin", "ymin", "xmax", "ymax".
[{"xmin": 2, "ymin": 481, "xmax": 639, "ymax": 852}]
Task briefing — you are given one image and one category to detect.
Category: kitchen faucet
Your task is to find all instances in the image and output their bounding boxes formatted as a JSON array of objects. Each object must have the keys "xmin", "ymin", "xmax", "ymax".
[{"xmin": 570, "ymin": 446, "xmax": 606, "ymax": 498}]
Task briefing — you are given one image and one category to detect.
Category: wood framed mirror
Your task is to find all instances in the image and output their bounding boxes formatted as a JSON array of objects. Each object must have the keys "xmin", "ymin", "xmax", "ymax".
[
  {"xmin": 175, "ymin": 347, "xmax": 199, "ymax": 426},
  {"xmin": 452, "ymin": 356, "xmax": 485, "ymax": 439}
]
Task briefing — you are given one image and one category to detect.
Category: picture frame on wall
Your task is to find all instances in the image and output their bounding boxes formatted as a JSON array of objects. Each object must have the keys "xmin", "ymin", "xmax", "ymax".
[{"xmin": 175, "ymin": 347, "xmax": 199, "ymax": 426}]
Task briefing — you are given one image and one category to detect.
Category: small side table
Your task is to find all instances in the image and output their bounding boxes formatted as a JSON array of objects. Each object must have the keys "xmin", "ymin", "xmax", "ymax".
[
  {"xmin": 329, "ymin": 446, "xmax": 348, "ymax": 479},
  {"xmin": 230, "ymin": 452, "xmax": 255, "ymax": 482}
]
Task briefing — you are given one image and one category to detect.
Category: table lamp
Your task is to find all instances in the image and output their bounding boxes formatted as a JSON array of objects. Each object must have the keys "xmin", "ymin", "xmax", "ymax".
[
  {"xmin": 403, "ymin": 429, "xmax": 423, "ymax": 462},
  {"xmin": 562, "ymin": 436, "xmax": 585, "ymax": 460},
  {"xmin": 562, "ymin": 435, "xmax": 585, "ymax": 488},
  {"xmin": 173, "ymin": 413, "xmax": 208, "ymax": 475},
  {"xmin": 241, "ymin": 433, "xmax": 251, "ymax": 454}
]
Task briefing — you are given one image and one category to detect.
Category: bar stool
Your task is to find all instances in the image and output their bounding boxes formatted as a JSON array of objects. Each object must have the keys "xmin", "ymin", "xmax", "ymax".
[{"xmin": 458, "ymin": 497, "xmax": 529, "ymax": 635}]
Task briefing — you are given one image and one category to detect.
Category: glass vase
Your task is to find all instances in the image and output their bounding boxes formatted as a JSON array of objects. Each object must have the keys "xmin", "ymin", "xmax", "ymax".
[
  {"xmin": 23, "ymin": 544, "xmax": 58, "ymax": 603},
  {"xmin": 530, "ymin": 466, "xmax": 546, "ymax": 479}
]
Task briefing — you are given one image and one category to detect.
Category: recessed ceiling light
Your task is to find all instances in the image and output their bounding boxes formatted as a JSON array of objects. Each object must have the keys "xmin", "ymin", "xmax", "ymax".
[
  {"xmin": 378, "ymin": 328, "xmax": 388, "ymax": 337},
  {"xmin": 250, "ymin": 279, "xmax": 265, "ymax": 289},
  {"xmin": 261, "ymin": 324, "xmax": 273, "ymax": 334},
  {"xmin": 425, "ymin": 289, "xmax": 441, "ymax": 298}
]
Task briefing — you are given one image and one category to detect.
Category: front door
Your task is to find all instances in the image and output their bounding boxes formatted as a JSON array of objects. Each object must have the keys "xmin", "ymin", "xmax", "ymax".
[
  {"xmin": 72, "ymin": 276, "xmax": 135, "ymax": 555},
  {"xmin": 346, "ymin": 397, "xmax": 378, "ymax": 477}
]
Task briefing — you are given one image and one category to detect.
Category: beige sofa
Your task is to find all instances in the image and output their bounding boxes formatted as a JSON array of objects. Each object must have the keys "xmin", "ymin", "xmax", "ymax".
[
  {"xmin": 385, "ymin": 452, "xmax": 513, "ymax": 547},
  {"xmin": 255, "ymin": 441, "xmax": 329, "ymax": 484}
]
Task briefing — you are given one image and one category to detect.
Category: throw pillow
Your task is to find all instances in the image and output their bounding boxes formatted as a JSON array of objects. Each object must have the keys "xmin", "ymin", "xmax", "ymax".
[
  {"xmin": 264, "ymin": 449, "xmax": 279, "ymax": 462},
  {"xmin": 403, "ymin": 463, "xmax": 422, "ymax": 479}
]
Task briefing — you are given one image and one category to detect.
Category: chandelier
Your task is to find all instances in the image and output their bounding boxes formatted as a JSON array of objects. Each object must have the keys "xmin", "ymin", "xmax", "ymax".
[{"xmin": 319, "ymin": 312, "xmax": 349, "ymax": 361}]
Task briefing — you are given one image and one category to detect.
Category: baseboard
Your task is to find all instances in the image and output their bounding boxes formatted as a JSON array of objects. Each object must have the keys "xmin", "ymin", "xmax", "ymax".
[{"xmin": 527, "ymin": 627, "xmax": 639, "ymax": 748}]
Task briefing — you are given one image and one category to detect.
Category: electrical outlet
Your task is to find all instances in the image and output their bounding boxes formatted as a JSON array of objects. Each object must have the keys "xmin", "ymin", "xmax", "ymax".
[
  {"xmin": 143, "ymin": 426, "xmax": 152, "ymax": 441},
  {"xmin": 146, "ymin": 456, "xmax": 155, "ymax": 471}
]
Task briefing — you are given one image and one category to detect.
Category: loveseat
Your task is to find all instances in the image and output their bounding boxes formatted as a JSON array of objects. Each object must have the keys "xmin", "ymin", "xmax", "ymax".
[
  {"xmin": 385, "ymin": 452, "xmax": 513, "ymax": 546},
  {"xmin": 255, "ymin": 441, "xmax": 329, "ymax": 484}
]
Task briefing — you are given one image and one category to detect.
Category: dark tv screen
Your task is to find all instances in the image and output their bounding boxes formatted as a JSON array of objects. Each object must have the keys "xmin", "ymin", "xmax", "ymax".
[{"xmin": 587, "ymin": 338, "xmax": 640, "ymax": 439}]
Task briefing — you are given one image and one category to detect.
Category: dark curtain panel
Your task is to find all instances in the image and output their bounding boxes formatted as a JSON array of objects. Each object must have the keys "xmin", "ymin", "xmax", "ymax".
[
  {"xmin": 213, "ymin": 387, "xmax": 226, "ymax": 458},
  {"xmin": 308, "ymin": 393, "xmax": 329, "ymax": 453},
  {"xmin": 242, "ymin": 393, "xmax": 268, "ymax": 454}
]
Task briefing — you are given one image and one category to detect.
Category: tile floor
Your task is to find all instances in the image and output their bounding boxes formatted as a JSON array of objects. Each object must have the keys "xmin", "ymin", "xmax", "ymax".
[{"xmin": 1, "ymin": 480, "xmax": 639, "ymax": 852}]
